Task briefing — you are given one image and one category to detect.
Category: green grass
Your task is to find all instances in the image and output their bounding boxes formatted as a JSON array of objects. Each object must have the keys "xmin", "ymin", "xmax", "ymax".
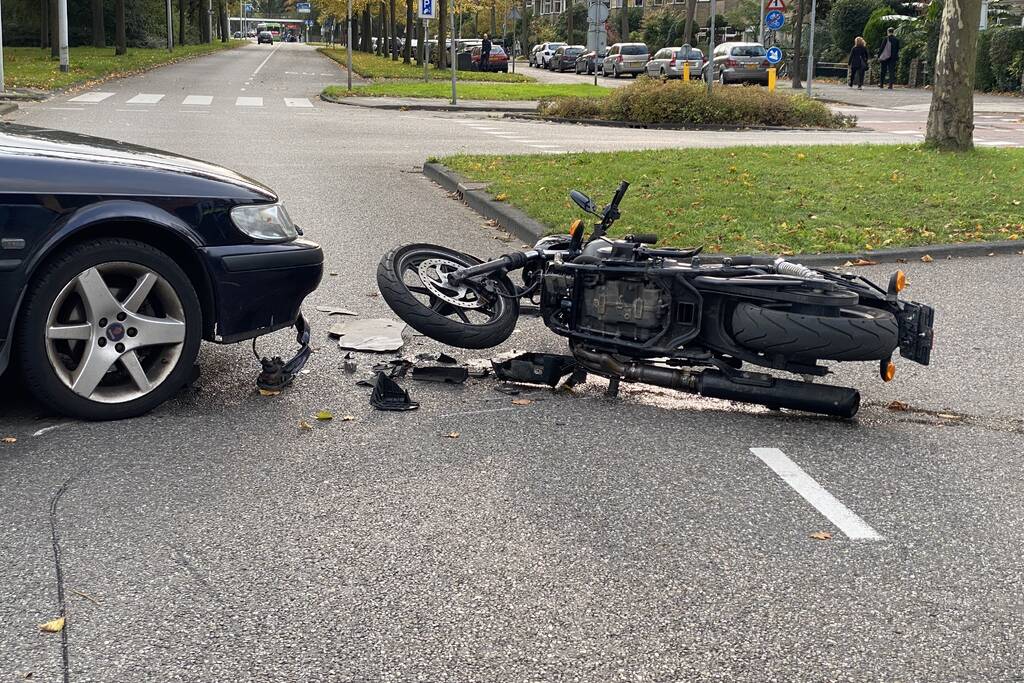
[
  {"xmin": 324, "ymin": 81, "xmax": 612, "ymax": 101},
  {"xmin": 319, "ymin": 48, "xmax": 534, "ymax": 83},
  {"xmin": 2, "ymin": 42, "xmax": 243, "ymax": 91},
  {"xmin": 442, "ymin": 145, "xmax": 1024, "ymax": 254}
]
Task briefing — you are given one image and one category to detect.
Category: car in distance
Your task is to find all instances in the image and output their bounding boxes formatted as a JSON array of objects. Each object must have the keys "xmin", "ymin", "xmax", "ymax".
[
  {"xmin": 551, "ymin": 45, "xmax": 586, "ymax": 72},
  {"xmin": 575, "ymin": 48, "xmax": 607, "ymax": 74},
  {"xmin": 470, "ymin": 44, "xmax": 510, "ymax": 72},
  {"xmin": 705, "ymin": 42, "xmax": 771, "ymax": 84},
  {"xmin": 0, "ymin": 124, "xmax": 323, "ymax": 420},
  {"xmin": 257, "ymin": 30, "xmax": 273, "ymax": 44},
  {"xmin": 602, "ymin": 43, "xmax": 650, "ymax": 78},
  {"xmin": 535, "ymin": 41, "xmax": 567, "ymax": 68},
  {"xmin": 646, "ymin": 46, "xmax": 705, "ymax": 79}
]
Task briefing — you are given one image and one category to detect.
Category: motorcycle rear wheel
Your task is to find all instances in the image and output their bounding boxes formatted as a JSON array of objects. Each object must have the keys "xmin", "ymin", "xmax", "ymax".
[
  {"xmin": 377, "ymin": 244, "xmax": 519, "ymax": 349},
  {"xmin": 731, "ymin": 302, "xmax": 898, "ymax": 361}
]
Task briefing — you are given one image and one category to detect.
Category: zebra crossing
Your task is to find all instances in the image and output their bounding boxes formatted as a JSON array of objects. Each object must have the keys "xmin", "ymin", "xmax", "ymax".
[{"xmin": 65, "ymin": 92, "xmax": 316, "ymax": 110}]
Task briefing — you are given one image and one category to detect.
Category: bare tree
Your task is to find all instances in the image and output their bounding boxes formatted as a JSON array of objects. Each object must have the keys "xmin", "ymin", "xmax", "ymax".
[
  {"xmin": 925, "ymin": 0, "xmax": 983, "ymax": 150},
  {"xmin": 115, "ymin": 0, "xmax": 127, "ymax": 55},
  {"xmin": 790, "ymin": 0, "xmax": 804, "ymax": 88}
]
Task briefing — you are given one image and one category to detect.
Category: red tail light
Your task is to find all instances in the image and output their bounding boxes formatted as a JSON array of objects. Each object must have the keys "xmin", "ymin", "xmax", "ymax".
[
  {"xmin": 616, "ymin": 54, "xmax": 623, "ymax": 63},
  {"xmin": 725, "ymin": 58, "xmax": 738, "ymax": 68},
  {"xmin": 669, "ymin": 57, "xmax": 677, "ymax": 67},
  {"xmin": 761, "ymin": 59, "xmax": 770, "ymax": 67}
]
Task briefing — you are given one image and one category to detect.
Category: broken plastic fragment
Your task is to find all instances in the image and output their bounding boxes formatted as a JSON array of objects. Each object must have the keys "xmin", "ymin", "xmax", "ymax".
[
  {"xmin": 330, "ymin": 318, "xmax": 405, "ymax": 352},
  {"xmin": 437, "ymin": 353, "xmax": 458, "ymax": 364},
  {"xmin": 315, "ymin": 305, "xmax": 358, "ymax": 316},
  {"xmin": 411, "ymin": 366, "xmax": 469, "ymax": 384},
  {"xmin": 369, "ymin": 372, "xmax": 420, "ymax": 411},
  {"xmin": 371, "ymin": 359, "xmax": 413, "ymax": 378},
  {"xmin": 492, "ymin": 353, "xmax": 577, "ymax": 387}
]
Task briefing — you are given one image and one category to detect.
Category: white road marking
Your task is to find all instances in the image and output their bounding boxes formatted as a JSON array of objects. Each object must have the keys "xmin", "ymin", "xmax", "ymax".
[
  {"xmin": 179, "ymin": 110, "xmax": 210, "ymax": 114},
  {"xmin": 750, "ymin": 448, "xmax": 883, "ymax": 541},
  {"xmin": 252, "ymin": 43, "xmax": 280, "ymax": 76},
  {"xmin": 284, "ymin": 97, "xmax": 314, "ymax": 108},
  {"xmin": 126, "ymin": 93, "xmax": 165, "ymax": 104},
  {"xmin": 891, "ymin": 129, "xmax": 923, "ymax": 135},
  {"xmin": 236, "ymin": 96, "xmax": 264, "ymax": 106},
  {"xmin": 68, "ymin": 91, "xmax": 115, "ymax": 103},
  {"xmin": 977, "ymin": 140, "xmax": 1016, "ymax": 147},
  {"xmin": 47, "ymin": 107, "xmax": 86, "ymax": 111},
  {"xmin": 32, "ymin": 424, "xmax": 68, "ymax": 437},
  {"xmin": 528, "ymin": 144, "xmax": 562, "ymax": 148},
  {"xmin": 182, "ymin": 95, "xmax": 213, "ymax": 105}
]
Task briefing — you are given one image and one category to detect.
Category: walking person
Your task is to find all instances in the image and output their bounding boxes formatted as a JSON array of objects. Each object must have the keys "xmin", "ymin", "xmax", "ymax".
[
  {"xmin": 480, "ymin": 33, "xmax": 492, "ymax": 71},
  {"xmin": 877, "ymin": 27, "xmax": 900, "ymax": 89},
  {"xmin": 848, "ymin": 36, "xmax": 869, "ymax": 89}
]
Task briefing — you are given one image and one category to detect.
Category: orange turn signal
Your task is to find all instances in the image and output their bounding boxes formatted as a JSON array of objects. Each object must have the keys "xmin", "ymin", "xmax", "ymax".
[
  {"xmin": 881, "ymin": 360, "xmax": 896, "ymax": 382},
  {"xmin": 569, "ymin": 219, "xmax": 584, "ymax": 237},
  {"xmin": 894, "ymin": 270, "xmax": 906, "ymax": 292}
]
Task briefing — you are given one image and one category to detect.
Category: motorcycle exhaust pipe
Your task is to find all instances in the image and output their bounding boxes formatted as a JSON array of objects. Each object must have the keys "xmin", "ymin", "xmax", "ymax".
[{"xmin": 572, "ymin": 349, "xmax": 860, "ymax": 418}]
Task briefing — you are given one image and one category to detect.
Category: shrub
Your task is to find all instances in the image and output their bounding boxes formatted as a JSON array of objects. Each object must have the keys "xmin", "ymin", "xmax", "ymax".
[
  {"xmin": 863, "ymin": 6, "xmax": 896, "ymax": 51},
  {"xmin": 988, "ymin": 26, "xmax": 1024, "ymax": 91},
  {"xmin": 829, "ymin": 0, "xmax": 884, "ymax": 58},
  {"xmin": 976, "ymin": 28, "xmax": 995, "ymax": 91},
  {"xmin": 538, "ymin": 77, "xmax": 853, "ymax": 129}
]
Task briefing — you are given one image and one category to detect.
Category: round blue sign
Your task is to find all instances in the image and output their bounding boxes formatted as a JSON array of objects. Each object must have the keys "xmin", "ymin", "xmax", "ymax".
[
  {"xmin": 765, "ymin": 10, "xmax": 785, "ymax": 30},
  {"xmin": 765, "ymin": 46, "xmax": 783, "ymax": 64}
]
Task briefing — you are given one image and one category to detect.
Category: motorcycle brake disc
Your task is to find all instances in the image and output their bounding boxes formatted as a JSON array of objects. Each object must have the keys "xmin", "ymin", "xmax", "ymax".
[{"xmin": 417, "ymin": 258, "xmax": 486, "ymax": 309}]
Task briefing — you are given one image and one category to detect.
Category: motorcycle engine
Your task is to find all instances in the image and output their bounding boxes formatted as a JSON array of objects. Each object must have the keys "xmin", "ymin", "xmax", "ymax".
[{"xmin": 542, "ymin": 269, "xmax": 670, "ymax": 344}]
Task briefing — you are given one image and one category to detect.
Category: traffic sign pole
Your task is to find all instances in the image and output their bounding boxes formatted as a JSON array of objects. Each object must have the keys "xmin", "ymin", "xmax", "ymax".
[
  {"xmin": 707, "ymin": 0, "xmax": 716, "ymax": 95},
  {"xmin": 806, "ymin": 0, "xmax": 817, "ymax": 97},
  {"xmin": 347, "ymin": 0, "xmax": 353, "ymax": 91},
  {"xmin": 759, "ymin": 0, "xmax": 765, "ymax": 45},
  {"xmin": 423, "ymin": 19, "xmax": 429, "ymax": 82},
  {"xmin": 450, "ymin": 1, "xmax": 456, "ymax": 105}
]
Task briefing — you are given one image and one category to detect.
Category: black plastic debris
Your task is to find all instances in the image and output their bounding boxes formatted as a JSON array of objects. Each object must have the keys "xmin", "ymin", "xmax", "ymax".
[
  {"xmin": 254, "ymin": 315, "xmax": 312, "ymax": 392},
  {"xmin": 370, "ymin": 372, "xmax": 420, "ymax": 411},
  {"xmin": 437, "ymin": 352, "xmax": 458, "ymax": 365},
  {"xmin": 491, "ymin": 353, "xmax": 577, "ymax": 387},
  {"xmin": 411, "ymin": 366, "xmax": 469, "ymax": 384},
  {"xmin": 371, "ymin": 359, "xmax": 412, "ymax": 379},
  {"xmin": 494, "ymin": 384, "xmax": 521, "ymax": 396}
]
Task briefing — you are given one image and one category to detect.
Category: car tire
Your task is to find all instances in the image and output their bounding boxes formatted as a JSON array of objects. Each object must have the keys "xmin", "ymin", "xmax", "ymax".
[
  {"xmin": 719, "ymin": 70, "xmax": 727, "ymax": 85},
  {"xmin": 613, "ymin": 66, "xmax": 620, "ymax": 78},
  {"xmin": 16, "ymin": 238, "xmax": 202, "ymax": 420}
]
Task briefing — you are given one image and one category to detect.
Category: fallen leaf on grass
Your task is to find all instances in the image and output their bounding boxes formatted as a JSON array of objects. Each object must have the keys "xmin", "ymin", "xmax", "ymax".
[
  {"xmin": 494, "ymin": 192, "xmax": 509, "ymax": 201},
  {"xmin": 809, "ymin": 531, "xmax": 833, "ymax": 541},
  {"xmin": 511, "ymin": 398, "xmax": 532, "ymax": 406},
  {"xmin": 444, "ymin": 432, "xmax": 460, "ymax": 439},
  {"xmin": 298, "ymin": 420, "xmax": 314, "ymax": 431},
  {"xmin": 257, "ymin": 388, "xmax": 281, "ymax": 397},
  {"xmin": 39, "ymin": 617, "xmax": 65, "ymax": 633},
  {"xmin": 2, "ymin": 437, "xmax": 16, "ymax": 444},
  {"xmin": 920, "ymin": 254, "xmax": 934, "ymax": 263},
  {"xmin": 842, "ymin": 258, "xmax": 878, "ymax": 267},
  {"xmin": 315, "ymin": 410, "xmax": 333, "ymax": 421},
  {"xmin": 887, "ymin": 400, "xmax": 910, "ymax": 412}
]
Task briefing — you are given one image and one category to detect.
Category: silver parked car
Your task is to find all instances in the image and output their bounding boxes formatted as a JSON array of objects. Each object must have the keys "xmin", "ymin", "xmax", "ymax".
[
  {"xmin": 602, "ymin": 42, "xmax": 649, "ymax": 78},
  {"xmin": 704, "ymin": 42, "xmax": 770, "ymax": 85},
  {"xmin": 645, "ymin": 46, "xmax": 705, "ymax": 79},
  {"xmin": 535, "ymin": 41, "xmax": 567, "ymax": 68}
]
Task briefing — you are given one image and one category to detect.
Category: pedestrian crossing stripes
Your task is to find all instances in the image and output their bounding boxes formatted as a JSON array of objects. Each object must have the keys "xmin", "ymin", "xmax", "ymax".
[{"xmin": 64, "ymin": 93, "xmax": 314, "ymax": 109}]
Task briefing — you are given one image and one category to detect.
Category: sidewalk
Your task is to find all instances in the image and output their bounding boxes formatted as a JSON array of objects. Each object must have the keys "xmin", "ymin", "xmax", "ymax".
[{"xmin": 807, "ymin": 81, "xmax": 1024, "ymax": 113}]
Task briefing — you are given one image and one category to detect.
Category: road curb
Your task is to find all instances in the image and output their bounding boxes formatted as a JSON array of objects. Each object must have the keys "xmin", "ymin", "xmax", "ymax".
[
  {"xmin": 423, "ymin": 161, "xmax": 1024, "ymax": 265},
  {"xmin": 0, "ymin": 102, "xmax": 19, "ymax": 116},
  {"xmin": 320, "ymin": 92, "xmax": 538, "ymax": 113},
  {"xmin": 503, "ymin": 112, "xmax": 860, "ymax": 133}
]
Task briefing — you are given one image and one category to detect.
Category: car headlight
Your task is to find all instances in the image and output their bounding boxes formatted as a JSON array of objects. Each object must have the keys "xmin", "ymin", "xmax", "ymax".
[{"xmin": 230, "ymin": 202, "xmax": 298, "ymax": 242}]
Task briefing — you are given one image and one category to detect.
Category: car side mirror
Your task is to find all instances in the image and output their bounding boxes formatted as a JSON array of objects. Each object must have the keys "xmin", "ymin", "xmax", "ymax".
[{"xmin": 570, "ymin": 190, "xmax": 598, "ymax": 215}]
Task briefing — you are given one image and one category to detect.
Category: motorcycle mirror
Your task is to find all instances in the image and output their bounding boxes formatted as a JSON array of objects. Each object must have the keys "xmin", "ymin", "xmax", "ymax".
[{"xmin": 569, "ymin": 190, "xmax": 598, "ymax": 215}]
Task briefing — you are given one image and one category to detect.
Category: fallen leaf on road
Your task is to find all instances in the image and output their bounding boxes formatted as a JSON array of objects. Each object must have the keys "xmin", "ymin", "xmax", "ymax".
[
  {"xmin": 444, "ymin": 432, "xmax": 460, "ymax": 439},
  {"xmin": 809, "ymin": 531, "xmax": 833, "ymax": 541},
  {"xmin": 341, "ymin": 415, "xmax": 355, "ymax": 422},
  {"xmin": 2, "ymin": 437, "xmax": 16, "ymax": 444},
  {"xmin": 920, "ymin": 254, "xmax": 934, "ymax": 263},
  {"xmin": 315, "ymin": 410, "xmax": 333, "ymax": 421},
  {"xmin": 843, "ymin": 258, "xmax": 878, "ymax": 267},
  {"xmin": 937, "ymin": 413, "xmax": 961, "ymax": 420},
  {"xmin": 511, "ymin": 399, "xmax": 532, "ymax": 406},
  {"xmin": 298, "ymin": 420, "xmax": 313, "ymax": 431},
  {"xmin": 39, "ymin": 617, "xmax": 65, "ymax": 633},
  {"xmin": 257, "ymin": 388, "xmax": 280, "ymax": 397},
  {"xmin": 887, "ymin": 400, "xmax": 910, "ymax": 411}
]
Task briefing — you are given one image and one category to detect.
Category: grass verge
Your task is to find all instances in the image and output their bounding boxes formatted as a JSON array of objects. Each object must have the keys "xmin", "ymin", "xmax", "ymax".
[
  {"xmin": 324, "ymin": 81, "xmax": 611, "ymax": 101},
  {"xmin": 540, "ymin": 77, "xmax": 853, "ymax": 129},
  {"xmin": 318, "ymin": 48, "xmax": 534, "ymax": 83},
  {"xmin": 442, "ymin": 145, "xmax": 1024, "ymax": 254},
  {"xmin": 2, "ymin": 42, "xmax": 243, "ymax": 91}
]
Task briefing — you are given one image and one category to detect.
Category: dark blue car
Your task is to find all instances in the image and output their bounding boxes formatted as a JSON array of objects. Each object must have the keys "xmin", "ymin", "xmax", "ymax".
[{"xmin": 0, "ymin": 124, "xmax": 323, "ymax": 420}]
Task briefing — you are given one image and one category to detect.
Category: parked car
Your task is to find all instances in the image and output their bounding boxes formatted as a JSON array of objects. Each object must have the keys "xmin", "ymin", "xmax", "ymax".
[
  {"xmin": 247, "ymin": 30, "xmax": 257, "ymax": 37},
  {"xmin": 550, "ymin": 45, "xmax": 586, "ymax": 72},
  {"xmin": 704, "ymin": 42, "xmax": 770, "ymax": 84},
  {"xmin": 602, "ymin": 43, "xmax": 649, "ymax": 78},
  {"xmin": 257, "ymin": 30, "xmax": 273, "ymax": 44},
  {"xmin": 646, "ymin": 46, "xmax": 705, "ymax": 79},
  {"xmin": 470, "ymin": 45, "xmax": 510, "ymax": 72},
  {"xmin": 535, "ymin": 41, "xmax": 567, "ymax": 68},
  {"xmin": 232, "ymin": 31, "xmax": 242, "ymax": 38},
  {"xmin": 528, "ymin": 44, "xmax": 543, "ymax": 67},
  {"xmin": 574, "ymin": 48, "xmax": 607, "ymax": 74},
  {"xmin": 0, "ymin": 123, "xmax": 322, "ymax": 420}
]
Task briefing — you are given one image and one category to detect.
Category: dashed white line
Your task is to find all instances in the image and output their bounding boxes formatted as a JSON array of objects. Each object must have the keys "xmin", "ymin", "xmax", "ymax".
[
  {"xmin": 126, "ymin": 93, "xmax": 165, "ymax": 104},
  {"xmin": 750, "ymin": 447, "xmax": 883, "ymax": 541},
  {"xmin": 236, "ymin": 96, "xmax": 264, "ymax": 107},
  {"xmin": 68, "ymin": 91, "xmax": 115, "ymax": 103},
  {"xmin": 182, "ymin": 95, "xmax": 213, "ymax": 105},
  {"xmin": 284, "ymin": 97, "xmax": 314, "ymax": 108},
  {"xmin": 528, "ymin": 144, "xmax": 562, "ymax": 148}
]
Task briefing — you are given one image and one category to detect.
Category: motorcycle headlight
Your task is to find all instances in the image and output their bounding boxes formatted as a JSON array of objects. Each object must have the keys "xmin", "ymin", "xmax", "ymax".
[{"xmin": 230, "ymin": 202, "xmax": 298, "ymax": 243}]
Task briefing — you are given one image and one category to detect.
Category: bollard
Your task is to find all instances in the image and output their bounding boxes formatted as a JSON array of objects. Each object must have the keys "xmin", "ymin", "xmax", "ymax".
[
  {"xmin": 683, "ymin": 62, "xmax": 690, "ymax": 81},
  {"xmin": 768, "ymin": 67, "xmax": 776, "ymax": 92}
]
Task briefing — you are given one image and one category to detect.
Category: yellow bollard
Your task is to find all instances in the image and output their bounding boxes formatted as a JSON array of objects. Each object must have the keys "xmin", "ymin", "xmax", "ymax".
[
  {"xmin": 683, "ymin": 62, "xmax": 690, "ymax": 81},
  {"xmin": 768, "ymin": 67, "xmax": 777, "ymax": 92}
]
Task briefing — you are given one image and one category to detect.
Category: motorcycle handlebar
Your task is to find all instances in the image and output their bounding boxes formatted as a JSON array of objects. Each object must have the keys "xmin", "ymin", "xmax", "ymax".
[
  {"xmin": 447, "ymin": 250, "xmax": 536, "ymax": 284},
  {"xmin": 609, "ymin": 181, "xmax": 630, "ymax": 212}
]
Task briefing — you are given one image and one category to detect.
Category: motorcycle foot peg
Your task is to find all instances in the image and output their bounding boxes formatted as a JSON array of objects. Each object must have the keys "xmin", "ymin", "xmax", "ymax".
[{"xmin": 605, "ymin": 377, "xmax": 621, "ymax": 397}]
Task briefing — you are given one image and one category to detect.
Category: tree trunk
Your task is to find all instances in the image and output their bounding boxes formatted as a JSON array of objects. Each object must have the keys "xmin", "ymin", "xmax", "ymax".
[
  {"xmin": 790, "ymin": 0, "xmax": 804, "ymax": 88},
  {"xmin": 683, "ymin": 0, "xmax": 696, "ymax": 44},
  {"xmin": 115, "ymin": 0, "xmax": 127, "ymax": 55},
  {"xmin": 925, "ymin": 0, "xmax": 983, "ymax": 150},
  {"xmin": 390, "ymin": 0, "xmax": 397, "ymax": 58},
  {"xmin": 620, "ymin": 2, "xmax": 628, "ymax": 42},
  {"xmin": 179, "ymin": 0, "xmax": 186, "ymax": 45},
  {"xmin": 404, "ymin": 0, "xmax": 413, "ymax": 63},
  {"xmin": 379, "ymin": 2, "xmax": 387, "ymax": 56},
  {"xmin": 566, "ymin": 0, "xmax": 573, "ymax": 44},
  {"xmin": 361, "ymin": 8, "xmax": 371, "ymax": 51},
  {"xmin": 220, "ymin": 0, "xmax": 229, "ymax": 42},
  {"xmin": 40, "ymin": 0, "xmax": 50, "ymax": 49},
  {"xmin": 50, "ymin": 0, "xmax": 58, "ymax": 58},
  {"xmin": 91, "ymin": 0, "xmax": 106, "ymax": 47},
  {"xmin": 437, "ymin": 0, "xmax": 447, "ymax": 68}
]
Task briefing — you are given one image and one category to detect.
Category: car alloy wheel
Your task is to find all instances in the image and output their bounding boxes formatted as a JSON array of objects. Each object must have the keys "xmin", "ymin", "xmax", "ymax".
[{"xmin": 18, "ymin": 238, "xmax": 202, "ymax": 420}]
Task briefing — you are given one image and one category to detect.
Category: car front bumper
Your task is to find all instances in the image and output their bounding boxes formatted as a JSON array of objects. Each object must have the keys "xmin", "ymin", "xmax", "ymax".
[{"xmin": 201, "ymin": 238, "xmax": 323, "ymax": 343}]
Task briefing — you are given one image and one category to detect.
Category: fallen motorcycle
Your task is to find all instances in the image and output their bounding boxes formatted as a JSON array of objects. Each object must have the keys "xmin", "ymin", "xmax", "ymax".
[{"xmin": 377, "ymin": 182, "xmax": 934, "ymax": 418}]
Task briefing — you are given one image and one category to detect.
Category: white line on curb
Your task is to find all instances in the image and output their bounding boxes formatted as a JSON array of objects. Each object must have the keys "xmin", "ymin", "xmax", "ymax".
[{"xmin": 750, "ymin": 447, "xmax": 883, "ymax": 541}]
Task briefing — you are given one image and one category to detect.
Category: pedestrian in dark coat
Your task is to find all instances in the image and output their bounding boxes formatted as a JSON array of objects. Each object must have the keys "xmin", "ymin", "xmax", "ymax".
[
  {"xmin": 878, "ymin": 27, "xmax": 900, "ymax": 89},
  {"xmin": 848, "ymin": 36, "xmax": 869, "ymax": 89},
  {"xmin": 481, "ymin": 34, "xmax": 492, "ymax": 71}
]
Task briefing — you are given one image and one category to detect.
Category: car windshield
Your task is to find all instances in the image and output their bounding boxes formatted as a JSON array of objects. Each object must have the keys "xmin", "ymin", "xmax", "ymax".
[
  {"xmin": 620, "ymin": 45, "xmax": 647, "ymax": 55},
  {"xmin": 676, "ymin": 49, "xmax": 703, "ymax": 60},
  {"xmin": 489, "ymin": 46, "xmax": 506, "ymax": 55},
  {"xmin": 565, "ymin": 48, "xmax": 584, "ymax": 56},
  {"xmin": 731, "ymin": 45, "xmax": 767, "ymax": 56},
  {"xmin": 549, "ymin": 42, "xmax": 566, "ymax": 48}
]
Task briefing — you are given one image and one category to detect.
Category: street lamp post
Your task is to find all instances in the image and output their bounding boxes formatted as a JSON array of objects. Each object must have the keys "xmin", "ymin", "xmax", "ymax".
[
  {"xmin": 58, "ymin": 0, "xmax": 69, "ymax": 73},
  {"xmin": 805, "ymin": 0, "xmax": 817, "ymax": 96},
  {"xmin": 347, "ymin": 0, "xmax": 353, "ymax": 91},
  {"xmin": 167, "ymin": 0, "xmax": 174, "ymax": 51},
  {"xmin": 450, "ymin": 0, "xmax": 456, "ymax": 104}
]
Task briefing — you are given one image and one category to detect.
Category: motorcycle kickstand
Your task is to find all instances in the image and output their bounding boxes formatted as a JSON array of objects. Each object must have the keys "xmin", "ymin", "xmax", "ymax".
[{"xmin": 605, "ymin": 377, "xmax": 621, "ymax": 398}]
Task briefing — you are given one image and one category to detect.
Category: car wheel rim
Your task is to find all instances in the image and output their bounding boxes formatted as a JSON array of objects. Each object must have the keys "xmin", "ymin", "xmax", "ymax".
[{"xmin": 44, "ymin": 261, "xmax": 187, "ymax": 404}]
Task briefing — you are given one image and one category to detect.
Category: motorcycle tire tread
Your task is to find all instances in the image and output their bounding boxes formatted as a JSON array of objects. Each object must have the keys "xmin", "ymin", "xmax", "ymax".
[
  {"xmin": 731, "ymin": 302, "xmax": 898, "ymax": 361},
  {"xmin": 376, "ymin": 244, "xmax": 519, "ymax": 350}
]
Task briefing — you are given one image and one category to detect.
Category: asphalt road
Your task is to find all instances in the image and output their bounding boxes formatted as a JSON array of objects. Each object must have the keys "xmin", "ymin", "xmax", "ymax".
[{"xmin": 2, "ymin": 43, "xmax": 1024, "ymax": 682}]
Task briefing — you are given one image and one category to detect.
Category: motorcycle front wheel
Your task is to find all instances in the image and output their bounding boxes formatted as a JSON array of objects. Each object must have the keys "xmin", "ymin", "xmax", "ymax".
[{"xmin": 377, "ymin": 244, "xmax": 520, "ymax": 349}]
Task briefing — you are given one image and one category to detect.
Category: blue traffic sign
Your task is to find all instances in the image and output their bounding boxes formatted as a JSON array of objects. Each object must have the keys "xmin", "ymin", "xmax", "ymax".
[
  {"xmin": 765, "ymin": 10, "xmax": 785, "ymax": 30},
  {"xmin": 244, "ymin": 3, "xmax": 253, "ymax": 10},
  {"xmin": 418, "ymin": 0, "xmax": 436, "ymax": 18},
  {"xmin": 765, "ymin": 46, "xmax": 783, "ymax": 64}
]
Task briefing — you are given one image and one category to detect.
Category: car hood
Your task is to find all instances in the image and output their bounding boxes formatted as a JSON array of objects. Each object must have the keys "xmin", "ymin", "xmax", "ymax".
[{"xmin": 0, "ymin": 123, "xmax": 277, "ymax": 200}]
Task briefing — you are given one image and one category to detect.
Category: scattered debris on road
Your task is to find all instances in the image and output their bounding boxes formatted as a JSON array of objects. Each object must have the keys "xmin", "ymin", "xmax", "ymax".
[
  {"xmin": 2, "ymin": 436, "xmax": 16, "ymax": 444},
  {"xmin": 370, "ymin": 372, "xmax": 420, "ymax": 411},
  {"xmin": 444, "ymin": 431, "xmax": 460, "ymax": 439},
  {"xmin": 887, "ymin": 400, "xmax": 910, "ymax": 411},
  {"xmin": 315, "ymin": 410, "xmax": 333, "ymax": 421},
  {"xmin": 843, "ymin": 258, "xmax": 878, "ymax": 267},
  {"xmin": 315, "ymin": 305, "xmax": 358, "ymax": 316},
  {"xmin": 298, "ymin": 419, "xmax": 314, "ymax": 431},
  {"xmin": 809, "ymin": 531, "xmax": 833, "ymax": 541},
  {"xmin": 921, "ymin": 254, "xmax": 934, "ymax": 263},
  {"xmin": 511, "ymin": 398, "xmax": 533, "ymax": 406},
  {"xmin": 411, "ymin": 366, "xmax": 469, "ymax": 384},
  {"xmin": 329, "ymin": 318, "xmax": 405, "ymax": 352},
  {"xmin": 38, "ymin": 616, "xmax": 65, "ymax": 633},
  {"xmin": 492, "ymin": 352, "xmax": 576, "ymax": 387}
]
